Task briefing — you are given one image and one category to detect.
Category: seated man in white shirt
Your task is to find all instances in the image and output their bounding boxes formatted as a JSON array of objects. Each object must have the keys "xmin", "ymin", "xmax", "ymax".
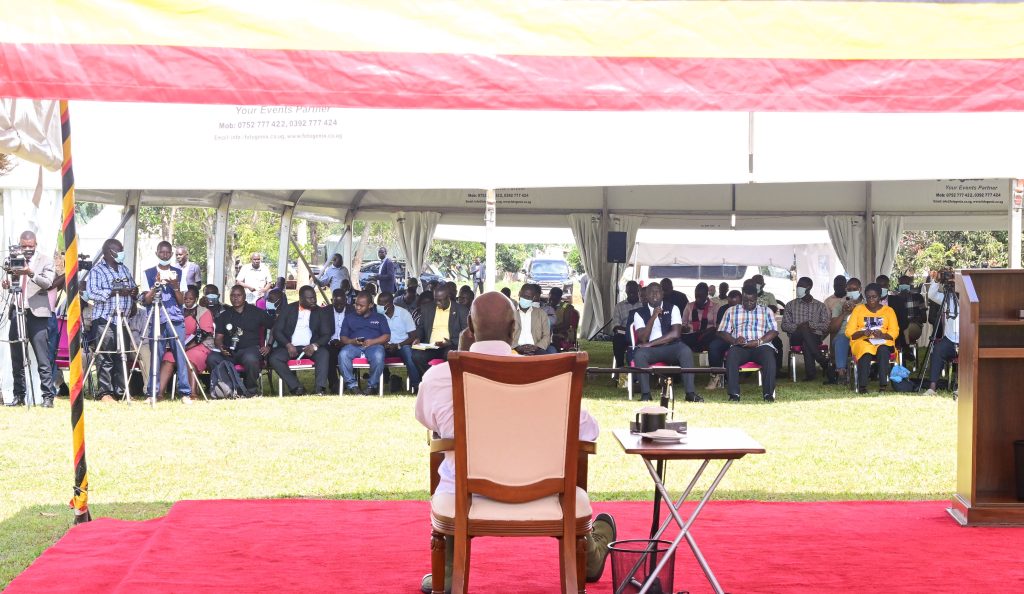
[
  {"xmin": 512, "ymin": 284, "xmax": 556, "ymax": 355},
  {"xmin": 268, "ymin": 285, "xmax": 333, "ymax": 395},
  {"xmin": 377, "ymin": 291, "xmax": 422, "ymax": 393},
  {"xmin": 414, "ymin": 291, "xmax": 614, "ymax": 593},
  {"xmin": 631, "ymin": 283, "xmax": 702, "ymax": 403}
]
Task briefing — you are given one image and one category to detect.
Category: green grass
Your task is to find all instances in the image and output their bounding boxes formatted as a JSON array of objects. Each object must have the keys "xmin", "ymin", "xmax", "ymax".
[{"xmin": 0, "ymin": 339, "xmax": 956, "ymax": 587}]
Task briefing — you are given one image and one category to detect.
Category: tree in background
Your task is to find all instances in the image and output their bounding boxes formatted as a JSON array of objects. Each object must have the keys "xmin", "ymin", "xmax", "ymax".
[
  {"xmin": 430, "ymin": 240, "xmax": 483, "ymax": 281},
  {"xmin": 894, "ymin": 230, "xmax": 1012, "ymax": 279}
]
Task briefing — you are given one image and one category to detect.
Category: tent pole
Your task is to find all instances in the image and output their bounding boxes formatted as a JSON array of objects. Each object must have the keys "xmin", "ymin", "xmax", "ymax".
[
  {"xmin": 213, "ymin": 192, "xmax": 232, "ymax": 288},
  {"xmin": 278, "ymin": 205, "xmax": 295, "ymax": 286},
  {"xmin": 60, "ymin": 100, "xmax": 91, "ymax": 524},
  {"xmin": 484, "ymin": 189, "xmax": 496, "ymax": 292},
  {"xmin": 1010, "ymin": 179, "xmax": 1022, "ymax": 269},
  {"xmin": 864, "ymin": 182, "xmax": 874, "ymax": 279},
  {"xmin": 121, "ymin": 190, "xmax": 141, "ymax": 276}
]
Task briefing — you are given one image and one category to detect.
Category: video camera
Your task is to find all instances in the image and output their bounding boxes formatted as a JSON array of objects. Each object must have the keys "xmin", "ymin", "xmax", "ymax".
[
  {"xmin": 78, "ymin": 254, "xmax": 93, "ymax": 272},
  {"xmin": 4, "ymin": 245, "xmax": 27, "ymax": 273},
  {"xmin": 937, "ymin": 261, "xmax": 957, "ymax": 291},
  {"xmin": 111, "ymin": 277, "xmax": 133, "ymax": 292}
]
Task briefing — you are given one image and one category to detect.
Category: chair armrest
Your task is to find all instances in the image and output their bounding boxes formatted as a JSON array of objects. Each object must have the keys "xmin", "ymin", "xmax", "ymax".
[{"xmin": 428, "ymin": 434, "xmax": 598, "ymax": 495}]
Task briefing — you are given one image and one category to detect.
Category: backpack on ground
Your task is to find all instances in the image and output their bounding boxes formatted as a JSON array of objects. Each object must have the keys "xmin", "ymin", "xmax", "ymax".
[{"xmin": 208, "ymin": 360, "xmax": 249, "ymax": 399}]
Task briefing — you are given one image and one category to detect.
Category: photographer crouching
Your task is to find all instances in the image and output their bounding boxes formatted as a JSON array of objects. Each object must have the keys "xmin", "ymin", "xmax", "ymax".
[{"xmin": 2, "ymin": 231, "xmax": 56, "ymax": 407}]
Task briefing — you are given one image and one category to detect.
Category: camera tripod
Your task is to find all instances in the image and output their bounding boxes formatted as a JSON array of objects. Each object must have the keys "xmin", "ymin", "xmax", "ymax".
[
  {"xmin": 0, "ymin": 278, "xmax": 40, "ymax": 408},
  {"xmin": 916, "ymin": 281, "xmax": 959, "ymax": 394},
  {"xmin": 129, "ymin": 294, "xmax": 208, "ymax": 405},
  {"xmin": 83, "ymin": 294, "xmax": 140, "ymax": 404}
]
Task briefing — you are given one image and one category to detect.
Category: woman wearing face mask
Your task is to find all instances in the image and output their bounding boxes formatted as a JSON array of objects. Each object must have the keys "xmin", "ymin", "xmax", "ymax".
[
  {"xmin": 155, "ymin": 288, "xmax": 215, "ymax": 398},
  {"xmin": 845, "ymin": 283, "xmax": 898, "ymax": 393}
]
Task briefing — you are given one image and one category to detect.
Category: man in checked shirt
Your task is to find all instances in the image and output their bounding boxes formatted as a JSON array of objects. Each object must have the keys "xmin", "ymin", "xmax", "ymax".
[
  {"xmin": 87, "ymin": 238, "xmax": 139, "ymax": 402},
  {"xmin": 717, "ymin": 284, "xmax": 779, "ymax": 402},
  {"xmin": 781, "ymin": 277, "xmax": 837, "ymax": 384}
]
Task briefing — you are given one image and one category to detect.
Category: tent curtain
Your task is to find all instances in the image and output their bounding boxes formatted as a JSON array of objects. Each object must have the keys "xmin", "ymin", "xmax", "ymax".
[
  {"xmin": 393, "ymin": 211, "xmax": 440, "ymax": 285},
  {"xmin": 873, "ymin": 215, "xmax": 905, "ymax": 278},
  {"xmin": 0, "ymin": 99, "xmax": 62, "ymax": 171},
  {"xmin": 824, "ymin": 215, "xmax": 866, "ymax": 281},
  {"xmin": 569, "ymin": 213, "xmax": 608, "ymax": 339}
]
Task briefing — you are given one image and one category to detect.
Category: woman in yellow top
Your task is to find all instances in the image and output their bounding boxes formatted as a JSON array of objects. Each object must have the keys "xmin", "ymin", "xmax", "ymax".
[{"xmin": 845, "ymin": 282, "xmax": 898, "ymax": 393}]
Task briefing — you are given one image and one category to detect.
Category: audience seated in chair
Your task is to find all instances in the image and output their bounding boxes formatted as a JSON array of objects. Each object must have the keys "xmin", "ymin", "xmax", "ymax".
[
  {"xmin": 412, "ymin": 285, "xmax": 469, "ymax": 375},
  {"xmin": 830, "ymin": 277, "xmax": 864, "ymax": 384},
  {"xmin": 512, "ymin": 284, "xmax": 556, "ymax": 355},
  {"xmin": 377, "ymin": 290, "xmax": 422, "ymax": 393},
  {"xmin": 631, "ymin": 283, "xmax": 702, "ymax": 403},
  {"xmin": 414, "ymin": 291, "xmax": 615, "ymax": 594},
  {"xmin": 325, "ymin": 288, "xmax": 354, "ymax": 393},
  {"xmin": 717, "ymin": 285, "xmax": 779, "ymax": 402},
  {"xmin": 705, "ymin": 290, "xmax": 741, "ymax": 390},
  {"xmin": 206, "ymin": 285, "xmax": 273, "ymax": 395},
  {"xmin": 781, "ymin": 277, "xmax": 836, "ymax": 384},
  {"xmin": 659, "ymin": 277, "xmax": 689, "ymax": 315},
  {"xmin": 924, "ymin": 270, "xmax": 960, "ymax": 396},
  {"xmin": 680, "ymin": 282, "xmax": 718, "ymax": 353},
  {"xmin": 889, "ymin": 274, "xmax": 926, "ymax": 366},
  {"xmin": 611, "ymin": 281, "xmax": 641, "ymax": 373},
  {"xmin": 154, "ymin": 288, "xmax": 215, "ymax": 398},
  {"xmin": 845, "ymin": 282, "xmax": 898, "ymax": 394},
  {"xmin": 822, "ymin": 274, "xmax": 848, "ymax": 361},
  {"xmin": 268, "ymin": 285, "xmax": 333, "ymax": 396},
  {"xmin": 338, "ymin": 291, "xmax": 391, "ymax": 395},
  {"xmin": 548, "ymin": 287, "xmax": 579, "ymax": 352}
]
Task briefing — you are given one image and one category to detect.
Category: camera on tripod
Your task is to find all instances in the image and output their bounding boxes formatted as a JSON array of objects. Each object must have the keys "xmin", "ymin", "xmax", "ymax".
[
  {"xmin": 111, "ymin": 277, "xmax": 132, "ymax": 292},
  {"xmin": 4, "ymin": 245, "xmax": 27, "ymax": 273},
  {"xmin": 937, "ymin": 261, "xmax": 957, "ymax": 291},
  {"xmin": 78, "ymin": 254, "xmax": 93, "ymax": 272}
]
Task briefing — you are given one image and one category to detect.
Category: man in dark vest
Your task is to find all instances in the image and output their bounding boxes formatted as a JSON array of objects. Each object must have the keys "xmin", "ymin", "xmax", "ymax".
[{"xmin": 631, "ymin": 283, "xmax": 702, "ymax": 402}]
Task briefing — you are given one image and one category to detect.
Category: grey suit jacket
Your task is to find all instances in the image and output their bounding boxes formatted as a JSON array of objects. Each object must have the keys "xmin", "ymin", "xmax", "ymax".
[{"xmin": 12, "ymin": 252, "xmax": 55, "ymax": 318}]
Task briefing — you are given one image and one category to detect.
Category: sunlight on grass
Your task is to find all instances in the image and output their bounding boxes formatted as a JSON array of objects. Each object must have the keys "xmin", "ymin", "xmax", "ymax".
[{"xmin": 0, "ymin": 339, "xmax": 957, "ymax": 585}]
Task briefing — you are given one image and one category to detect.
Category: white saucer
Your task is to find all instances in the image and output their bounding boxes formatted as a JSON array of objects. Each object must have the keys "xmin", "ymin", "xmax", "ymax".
[{"xmin": 640, "ymin": 430, "xmax": 686, "ymax": 443}]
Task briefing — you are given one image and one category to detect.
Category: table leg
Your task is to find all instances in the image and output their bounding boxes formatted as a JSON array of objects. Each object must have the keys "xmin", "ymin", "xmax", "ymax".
[
  {"xmin": 638, "ymin": 458, "xmax": 734, "ymax": 594},
  {"xmin": 649, "ymin": 459, "xmax": 665, "ymax": 539}
]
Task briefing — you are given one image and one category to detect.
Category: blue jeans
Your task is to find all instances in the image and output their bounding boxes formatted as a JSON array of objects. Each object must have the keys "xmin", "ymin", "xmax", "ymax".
[
  {"xmin": 340, "ymin": 344, "xmax": 385, "ymax": 389},
  {"xmin": 833, "ymin": 333, "xmax": 851, "ymax": 371},
  {"xmin": 148, "ymin": 319, "xmax": 191, "ymax": 396},
  {"xmin": 388, "ymin": 344, "xmax": 422, "ymax": 389}
]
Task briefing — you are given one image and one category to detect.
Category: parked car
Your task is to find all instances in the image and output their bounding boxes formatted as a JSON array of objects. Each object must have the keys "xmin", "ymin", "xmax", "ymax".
[
  {"xmin": 522, "ymin": 257, "xmax": 573, "ymax": 302},
  {"xmin": 359, "ymin": 260, "xmax": 444, "ymax": 292}
]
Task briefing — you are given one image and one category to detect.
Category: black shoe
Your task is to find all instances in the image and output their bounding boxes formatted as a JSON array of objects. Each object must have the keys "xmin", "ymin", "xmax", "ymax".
[
  {"xmin": 365, "ymin": 385, "xmax": 379, "ymax": 395},
  {"xmin": 58, "ymin": 384, "xmax": 69, "ymax": 397},
  {"xmin": 822, "ymin": 376, "xmax": 839, "ymax": 385},
  {"xmin": 763, "ymin": 392, "xmax": 776, "ymax": 402},
  {"xmin": 728, "ymin": 394, "xmax": 741, "ymax": 402},
  {"xmin": 290, "ymin": 386, "xmax": 306, "ymax": 396},
  {"xmin": 857, "ymin": 387, "xmax": 869, "ymax": 394},
  {"xmin": 685, "ymin": 392, "xmax": 704, "ymax": 403},
  {"xmin": 639, "ymin": 393, "xmax": 652, "ymax": 402},
  {"xmin": 4, "ymin": 396, "xmax": 25, "ymax": 407},
  {"xmin": 879, "ymin": 384, "xmax": 888, "ymax": 393},
  {"xmin": 41, "ymin": 397, "xmax": 54, "ymax": 408}
]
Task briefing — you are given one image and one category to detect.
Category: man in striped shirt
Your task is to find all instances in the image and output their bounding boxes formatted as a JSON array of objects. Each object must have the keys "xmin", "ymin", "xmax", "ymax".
[{"xmin": 717, "ymin": 284, "xmax": 779, "ymax": 402}]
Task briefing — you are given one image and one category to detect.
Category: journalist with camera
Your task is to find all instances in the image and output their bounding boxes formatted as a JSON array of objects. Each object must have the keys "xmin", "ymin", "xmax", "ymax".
[
  {"xmin": 88, "ymin": 238, "xmax": 138, "ymax": 402},
  {"xmin": 140, "ymin": 241, "xmax": 192, "ymax": 402},
  {"xmin": 924, "ymin": 268, "xmax": 960, "ymax": 395},
  {"xmin": 2, "ymin": 231, "xmax": 57, "ymax": 407}
]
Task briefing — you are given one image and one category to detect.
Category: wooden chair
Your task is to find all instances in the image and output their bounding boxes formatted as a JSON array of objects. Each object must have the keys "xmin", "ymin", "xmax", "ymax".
[{"xmin": 430, "ymin": 351, "xmax": 591, "ymax": 594}]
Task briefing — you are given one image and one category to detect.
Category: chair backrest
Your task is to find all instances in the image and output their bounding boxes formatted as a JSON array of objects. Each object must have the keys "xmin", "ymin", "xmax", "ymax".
[{"xmin": 449, "ymin": 351, "xmax": 588, "ymax": 507}]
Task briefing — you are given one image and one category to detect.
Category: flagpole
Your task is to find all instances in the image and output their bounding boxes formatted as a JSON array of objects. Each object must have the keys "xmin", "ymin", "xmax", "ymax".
[{"xmin": 60, "ymin": 100, "xmax": 90, "ymax": 524}]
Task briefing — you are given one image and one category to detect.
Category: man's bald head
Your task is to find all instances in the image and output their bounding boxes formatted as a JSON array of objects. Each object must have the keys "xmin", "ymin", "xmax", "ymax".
[{"xmin": 467, "ymin": 291, "xmax": 516, "ymax": 344}]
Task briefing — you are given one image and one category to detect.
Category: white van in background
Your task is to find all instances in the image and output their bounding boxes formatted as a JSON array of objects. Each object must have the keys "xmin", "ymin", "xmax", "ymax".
[{"xmin": 626, "ymin": 264, "xmax": 796, "ymax": 304}]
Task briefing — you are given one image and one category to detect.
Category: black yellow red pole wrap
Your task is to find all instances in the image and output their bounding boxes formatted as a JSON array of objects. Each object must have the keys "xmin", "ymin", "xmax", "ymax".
[{"xmin": 60, "ymin": 100, "xmax": 90, "ymax": 523}]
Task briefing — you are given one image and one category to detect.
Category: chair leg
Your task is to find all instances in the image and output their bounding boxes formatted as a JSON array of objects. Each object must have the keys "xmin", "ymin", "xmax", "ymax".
[
  {"xmin": 430, "ymin": 530, "xmax": 447, "ymax": 594},
  {"xmin": 627, "ymin": 371, "xmax": 633, "ymax": 400},
  {"xmin": 791, "ymin": 354, "xmax": 797, "ymax": 383},
  {"xmin": 452, "ymin": 533, "xmax": 471, "ymax": 594},
  {"xmin": 278, "ymin": 378, "xmax": 283, "ymax": 397},
  {"xmin": 576, "ymin": 535, "xmax": 587, "ymax": 594},
  {"xmin": 757, "ymin": 370, "xmax": 763, "ymax": 386},
  {"xmin": 558, "ymin": 534, "xmax": 579, "ymax": 594}
]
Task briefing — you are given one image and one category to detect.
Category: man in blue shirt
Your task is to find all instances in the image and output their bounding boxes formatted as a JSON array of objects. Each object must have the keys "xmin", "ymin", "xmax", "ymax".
[
  {"xmin": 141, "ymin": 241, "xmax": 191, "ymax": 403},
  {"xmin": 339, "ymin": 290, "xmax": 391, "ymax": 394},
  {"xmin": 315, "ymin": 253, "xmax": 350, "ymax": 293},
  {"xmin": 87, "ymin": 238, "xmax": 138, "ymax": 402},
  {"xmin": 377, "ymin": 291, "xmax": 421, "ymax": 393}
]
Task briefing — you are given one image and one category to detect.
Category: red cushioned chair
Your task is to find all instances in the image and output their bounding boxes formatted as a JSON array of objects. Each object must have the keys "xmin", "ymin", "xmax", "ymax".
[
  {"xmin": 344, "ymin": 356, "xmax": 409, "ymax": 396},
  {"xmin": 277, "ymin": 358, "xmax": 315, "ymax": 397},
  {"xmin": 789, "ymin": 343, "xmax": 829, "ymax": 383}
]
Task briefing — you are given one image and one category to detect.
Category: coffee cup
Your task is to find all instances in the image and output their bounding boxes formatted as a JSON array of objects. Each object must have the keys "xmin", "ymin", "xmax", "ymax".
[{"xmin": 635, "ymin": 405, "xmax": 669, "ymax": 433}]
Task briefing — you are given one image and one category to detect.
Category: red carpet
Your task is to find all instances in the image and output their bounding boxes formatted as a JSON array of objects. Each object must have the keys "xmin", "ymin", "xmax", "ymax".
[{"xmin": 8, "ymin": 499, "xmax": 1023, "ymax": 593}]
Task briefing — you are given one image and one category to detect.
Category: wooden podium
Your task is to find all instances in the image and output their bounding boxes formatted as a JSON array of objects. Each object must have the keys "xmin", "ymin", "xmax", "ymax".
[{"xmin": 948, "ymin": 269, "xmax": 1024, "ymax": 526}]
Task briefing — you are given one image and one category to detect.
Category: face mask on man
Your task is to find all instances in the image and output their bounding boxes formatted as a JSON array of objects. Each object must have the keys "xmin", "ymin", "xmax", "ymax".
[
  {"xmin": 880, "ymin": 288, "xmax": 889, "ymax": 298},
  {"xmin": 796, "ymin": 287, "xmax": 808, "ymax": 298},
  {"xmin": 159, "ymin": 257, "xmax": 173, "ymax": 267},
  {"xmin": 114, "ymin": 251, "xmax": 126, "ymax": 264},
  {"xmin": 266, "ymin": 301, "xmax": 277, "ymax": 312},
  {"xmin": 518, "ymin": 297, "xmax": 533, "ymax": 310},
  {"xmin": 847, "ymin": 290, "xmax": 861, "ymax": 301},
  {"xmin": 205, "ymin": 294, "xmax": 219, "ymax": 305},
  {"xmin": 898, "ymin": 284, "xmax": 911, "ymax": 293},
  {"xmin": 376, "ymin": 305, "xmax": 388, "ymax": 315}
]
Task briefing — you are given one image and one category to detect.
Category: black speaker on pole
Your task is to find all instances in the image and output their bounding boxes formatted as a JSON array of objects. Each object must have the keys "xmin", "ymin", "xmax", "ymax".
[{"xmin": 607, "ymin": 231, "xmax": 627, "ymax": 263}]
